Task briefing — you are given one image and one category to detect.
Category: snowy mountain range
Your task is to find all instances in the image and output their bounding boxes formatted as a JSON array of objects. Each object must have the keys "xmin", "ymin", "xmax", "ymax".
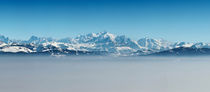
[{"xmin": 1, "ymin": 32, "xmax": 210, "ymax": 56}]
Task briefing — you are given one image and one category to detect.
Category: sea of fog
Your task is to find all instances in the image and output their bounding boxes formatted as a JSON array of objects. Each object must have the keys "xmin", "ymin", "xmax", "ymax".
[{"xmin": 1, "ymin": 56, "xmax": 210, "ymax": 92}]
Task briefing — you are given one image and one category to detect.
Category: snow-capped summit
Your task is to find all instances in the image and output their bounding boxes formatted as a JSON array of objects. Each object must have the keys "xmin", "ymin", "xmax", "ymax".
[
  {"xmin": 137, "ymin": 37, "xmax": 173, "ymax": 51},
  {"xmin": 115, "ymin": 35, "xmax": 141, "ymax": 50},
  {"xmin": 191, "ymin": 42, "xmax": 210, "ymax": 48},
  {"xmin": 27, "ymin": 36, "xmax": 55, "ymax": 44},
  {"xmin": 0, "ymin": 34, "xmax": 10, "ymax": 43},
  {"xmin": 173, "ymin": 42, "xmax": 194, "ymax": 48},
  {"xmin": 75, "ymin": 31, "xmax": 116, "ymax": 43}
]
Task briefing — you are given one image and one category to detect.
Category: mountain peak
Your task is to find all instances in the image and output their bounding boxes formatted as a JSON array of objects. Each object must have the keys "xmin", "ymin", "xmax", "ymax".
[
  {"xmin": 27, "ymin": 36, "xmax": 55, "ymax": 44},
  {"xmin": 1, "ymin": 32, "xmax": 210, "ymax": 56},
  {"xmin": 0, "ymin": 34, "xmax": 10, "ymax": 43},
  {"xmin": 101, "ymin": 32, "xmax": 115, "ymax": 40},
  {"xmin": 75, "ymin": 32, "xmax": 116, "ymax": 43},
  {"xmin": 29, "ymin": 36, "xmax": 39, "ymax": 40},
  {"xmin": 98, "ymin": 31, "xmax": 108, "ymax": 34}
]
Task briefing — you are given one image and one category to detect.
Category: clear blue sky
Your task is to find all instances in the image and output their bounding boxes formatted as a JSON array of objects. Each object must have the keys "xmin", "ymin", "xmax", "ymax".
[{"xmin": 0, "ymin": 0, "xmax": 210, "ymax": 42}]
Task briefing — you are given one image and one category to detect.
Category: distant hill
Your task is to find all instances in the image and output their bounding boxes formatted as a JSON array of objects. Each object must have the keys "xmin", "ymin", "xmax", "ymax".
[{"xmin": 151, "ymin": 47, "xmax": 210, "ymax": 56}]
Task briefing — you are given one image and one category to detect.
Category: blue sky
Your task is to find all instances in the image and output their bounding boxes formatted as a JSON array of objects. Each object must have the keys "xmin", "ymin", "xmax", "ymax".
[{"xmin": 0, "ymin": 0, "xmax": 210, "ymax": 42}]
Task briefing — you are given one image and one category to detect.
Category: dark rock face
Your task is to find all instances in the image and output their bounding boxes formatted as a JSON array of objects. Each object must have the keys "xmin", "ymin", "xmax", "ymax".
[{"xmin": 151, "ymin": 47, "xmax": 210, "ymax": 56}]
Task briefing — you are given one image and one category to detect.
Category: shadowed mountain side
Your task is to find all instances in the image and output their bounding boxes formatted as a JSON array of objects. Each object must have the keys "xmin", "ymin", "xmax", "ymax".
[{"xmin": 150, "ymin": 47, "xmax": 210, "ymax": 56}]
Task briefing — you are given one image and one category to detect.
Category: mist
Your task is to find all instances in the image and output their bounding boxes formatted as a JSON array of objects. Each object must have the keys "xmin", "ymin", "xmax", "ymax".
[{"xmin": 1, "ymin": 56, "xmax": 210, "ymax": 92}]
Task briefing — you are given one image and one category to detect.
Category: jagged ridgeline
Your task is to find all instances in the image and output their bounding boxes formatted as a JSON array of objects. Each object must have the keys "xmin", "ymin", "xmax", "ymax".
[{"xmin": 1, "ymin": 32, "xmax": 210, "ymax": 56}]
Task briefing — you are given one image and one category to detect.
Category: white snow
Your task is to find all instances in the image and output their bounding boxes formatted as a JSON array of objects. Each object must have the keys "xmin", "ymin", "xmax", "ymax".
[
  {"xmin": 116, "ymin": 47, "xmax": 133, "ymax": 50},
  {"xmin": 0, "ymin": 43, "xmax": 7, "ymax": 47},
  {"xmin": 1, "ymin": 32, "xmax": 210, "ymax": 56},
  {"xmin": 1, "ymin": 46, "xmax": 33, "ymax": 53},
  {"xmin": 104, "ymin": 32, "xmax": 116, "ymax": 42},
  {"xmin": 181, "ymin": 43, "xmax": 193, "ymax": 47}
]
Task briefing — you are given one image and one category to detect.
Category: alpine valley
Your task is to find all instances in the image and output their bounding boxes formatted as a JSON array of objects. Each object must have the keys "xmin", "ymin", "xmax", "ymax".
[{"xmin": 1, "ymin": 32, "xmax": 210, "ymax": 56}]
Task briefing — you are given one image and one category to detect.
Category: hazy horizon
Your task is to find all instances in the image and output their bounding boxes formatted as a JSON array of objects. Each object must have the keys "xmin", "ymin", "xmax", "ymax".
[{"xmin": 1, "ymin": 56, "xmax": 210, "ymax": 92}]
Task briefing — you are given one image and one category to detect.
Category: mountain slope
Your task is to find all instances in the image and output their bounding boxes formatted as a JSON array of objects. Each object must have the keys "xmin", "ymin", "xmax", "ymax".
[
  {"xmin": 0, "ymin": 32, "xmax": 210, "ymax": 56},
  {"xmin": 151, "ymin": 47, "xmax": 210, "ymax": 56},
  {"xmin": 137, "ymin": 37, "xmax": 173, "ymax": 51}
]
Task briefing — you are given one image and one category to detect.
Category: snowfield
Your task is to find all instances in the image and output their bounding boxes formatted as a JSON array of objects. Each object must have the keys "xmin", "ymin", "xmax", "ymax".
[{"xmin": 1, "ymin": 46, "xmax": 33, "ymax": 53}]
